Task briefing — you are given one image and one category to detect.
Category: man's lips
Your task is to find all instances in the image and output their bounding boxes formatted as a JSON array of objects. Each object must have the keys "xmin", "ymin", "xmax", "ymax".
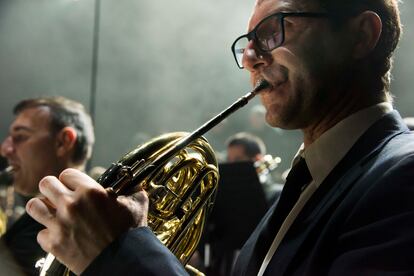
[{"xmin": 258, "ymin": 79, "xmax": 287, "ymax": 94}]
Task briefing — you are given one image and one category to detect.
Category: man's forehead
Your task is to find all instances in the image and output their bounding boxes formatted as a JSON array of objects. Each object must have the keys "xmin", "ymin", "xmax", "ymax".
[
  {"xmin": 250, "ymin": 0, "xmax": 295, "ymax": 27},
  {"xmin": 249, "ymin": 0, "xmax": 318, "ymax": 29},
  {"xmin": 255, "ymin": 0, "xmax": 312, "ymax": 10},
  {"xmin": 229, "ymin": 144, "xmax": 248, "ymax": 153},
  {"xmin": 10, "ymin": 106, "xmax": 51, "ymax": 132},
  {"xmin": 256, "ymin": 0, "xmax": 292, "ymax": 9}
]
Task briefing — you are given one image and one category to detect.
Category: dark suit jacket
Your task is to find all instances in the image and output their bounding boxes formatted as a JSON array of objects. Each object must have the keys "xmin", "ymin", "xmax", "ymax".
[
  {"xmin": 83, "ymin": 227, "xmax": 189, "ymax": 276},
  {"xmin": 85, "ymin": 111, "xmax": 414, "ymax": 276},
  {"xmin": 1, "ymin": 212, "xmax": 46, "ymax": 276},
  {"xmin": 233, "ymin": 110, "xmax": 414, "ymax": 275}
]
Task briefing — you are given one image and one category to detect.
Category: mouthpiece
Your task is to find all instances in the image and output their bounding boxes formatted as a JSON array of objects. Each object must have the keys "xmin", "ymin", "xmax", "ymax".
[
  {"xmin": 0, "ymin": 166, "xmax": 13, "ymax": 186},
  {"xmin": 244, "ymin": 79, "xmax": 270, "ymax": 102},
  {"xmin": 253, "ymin": 79, "xmax": 270, "ymax": 94}
]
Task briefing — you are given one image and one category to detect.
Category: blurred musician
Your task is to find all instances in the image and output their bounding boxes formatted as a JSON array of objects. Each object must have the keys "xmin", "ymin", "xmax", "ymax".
[
  {"xmin": 0, "ymin": 96, "xmax": 94, "ymax": 276},
  {"xmin": 226, "ymin": 132, "xmax": 283, "ymax": 203}
]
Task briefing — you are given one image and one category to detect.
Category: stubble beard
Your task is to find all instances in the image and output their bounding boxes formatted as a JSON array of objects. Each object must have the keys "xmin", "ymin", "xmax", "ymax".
[{"xmin": 264, "ymin": 75, "xmax": 313, "ymax": 130}]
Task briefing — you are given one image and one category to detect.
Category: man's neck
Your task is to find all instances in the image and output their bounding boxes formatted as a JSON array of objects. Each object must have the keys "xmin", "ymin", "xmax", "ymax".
[{"xmin": 302, "ymin": 89, "xmax": 387, "ymax": 148}]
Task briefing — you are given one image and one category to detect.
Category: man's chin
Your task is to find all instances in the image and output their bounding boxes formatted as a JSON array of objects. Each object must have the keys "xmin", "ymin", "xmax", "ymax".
[
  {"xmin": 265, "ymin": 112, "xmax": 291, "ymax": 129},
  {"xmin": 266, "ymin": 116, "xmax": 302, "ymax": 130}
]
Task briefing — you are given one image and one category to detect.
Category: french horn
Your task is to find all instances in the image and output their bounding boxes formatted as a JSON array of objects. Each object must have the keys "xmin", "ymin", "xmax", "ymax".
[{"xmin": 38, "ymin": 80, "xmax": 270, "ymax": 275}]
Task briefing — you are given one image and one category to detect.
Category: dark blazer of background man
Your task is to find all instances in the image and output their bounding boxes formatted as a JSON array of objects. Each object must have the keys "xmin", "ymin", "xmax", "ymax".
[
  {"xmin": 0, "ymin": 97, "xmax": 94, "ymax": 276},
  {"xmin": 24, "ymin": 0, "xmax": 414, "ymax": 275}
]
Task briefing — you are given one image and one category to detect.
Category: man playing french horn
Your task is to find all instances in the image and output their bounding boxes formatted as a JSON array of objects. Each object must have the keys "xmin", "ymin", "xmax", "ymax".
[{"xmin": 27, "ymin": 0, "xmax": 414, "ymax": 275}]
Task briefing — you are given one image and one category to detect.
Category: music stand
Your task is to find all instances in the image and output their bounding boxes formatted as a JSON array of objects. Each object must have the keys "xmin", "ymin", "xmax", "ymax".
[{"xmin": 206, "ymin": 161, "xmax": 269, "ymax": 250}]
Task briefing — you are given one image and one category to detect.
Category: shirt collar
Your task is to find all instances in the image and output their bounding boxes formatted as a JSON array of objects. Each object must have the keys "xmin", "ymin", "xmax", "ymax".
[{"xmin": 296, "ymin": 102, "xmax": 393, "ymax": 187}]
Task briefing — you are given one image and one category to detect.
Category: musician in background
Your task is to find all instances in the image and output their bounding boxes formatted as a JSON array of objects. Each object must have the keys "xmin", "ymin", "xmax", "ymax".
[
  {"xmin": 226, "ymin": 132, "xmax": 283, "ymax": 204},
  {"xmin": 0, "ymin": 96, "xmax": 94, "ymax": 275}
]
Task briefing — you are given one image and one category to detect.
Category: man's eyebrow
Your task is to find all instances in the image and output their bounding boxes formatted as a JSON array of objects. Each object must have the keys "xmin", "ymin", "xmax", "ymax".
[{"xmin": 10, "ymin": 125, "xmax": 34, "ymax": 133}]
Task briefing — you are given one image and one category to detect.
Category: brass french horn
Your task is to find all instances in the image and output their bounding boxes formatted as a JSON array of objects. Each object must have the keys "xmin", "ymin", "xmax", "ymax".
[{"xmin": 38, "ymin": 80, "xmax": 270, "ymax": 275}]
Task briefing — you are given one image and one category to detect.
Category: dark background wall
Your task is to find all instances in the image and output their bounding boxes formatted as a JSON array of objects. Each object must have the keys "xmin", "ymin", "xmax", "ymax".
[{"xmin": 0, "ymin": 0, "xmax": 413, "ymax": 175}]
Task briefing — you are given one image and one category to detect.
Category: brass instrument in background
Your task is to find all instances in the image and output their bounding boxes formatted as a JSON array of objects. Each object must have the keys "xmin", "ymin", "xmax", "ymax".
[
  {"xmin": 0, "ymin": 166, "xmax": 14, "ymax": 235},
  {"xmin": 254, "ymin": 154, "xmax": 282, "ymax": 184},
  {"xmin": 38, "ymin": 80, "xmax": 270, "ymax": 276}
]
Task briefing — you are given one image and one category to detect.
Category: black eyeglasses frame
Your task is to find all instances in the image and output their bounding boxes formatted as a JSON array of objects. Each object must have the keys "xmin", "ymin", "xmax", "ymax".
[{"xmin": 231, "ymin": 12, "xmax": 330, "ymax": 69}]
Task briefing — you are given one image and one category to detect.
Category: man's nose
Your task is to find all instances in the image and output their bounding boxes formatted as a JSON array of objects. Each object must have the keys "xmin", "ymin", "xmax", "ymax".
[
  {"xmin": 1, "ymin": 136, "xmax": 14, "ymax": 157},
  {"xmin": 242, "ymin": 40, "xmax": 269, "ymax": 71}
]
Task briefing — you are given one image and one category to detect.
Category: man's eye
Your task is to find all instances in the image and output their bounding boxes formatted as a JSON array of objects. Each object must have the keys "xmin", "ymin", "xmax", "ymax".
[{"xmin": 12, "ymin": 135, "xmax": 28, "ymax": 143}]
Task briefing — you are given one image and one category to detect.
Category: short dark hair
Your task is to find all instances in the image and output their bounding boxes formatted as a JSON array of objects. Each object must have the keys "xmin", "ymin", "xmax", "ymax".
[
  {"xmin": 13, "ymin": 96, "xmax": 95, "ymax": 165},
  {"xmin": 313, "ymin": 0, "xmax": 401, "ymax": 93},
  {"xmin": 226, "ymin": 132, "xmax": 266, "ymax": 159}
]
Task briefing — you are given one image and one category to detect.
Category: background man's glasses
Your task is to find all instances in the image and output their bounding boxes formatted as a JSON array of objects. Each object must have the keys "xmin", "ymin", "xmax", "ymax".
[{"xmin": 231, "ymin": 12, "xmax": 329, "ymax": 69}]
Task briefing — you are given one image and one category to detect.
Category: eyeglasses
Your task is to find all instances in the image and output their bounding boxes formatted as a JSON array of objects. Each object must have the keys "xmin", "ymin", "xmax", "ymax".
[{"xmin": 231, "ymin": 12, "xmax": 329, "ymax": 69}]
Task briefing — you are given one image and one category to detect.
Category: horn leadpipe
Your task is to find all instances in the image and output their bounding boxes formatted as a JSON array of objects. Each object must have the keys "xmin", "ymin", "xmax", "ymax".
[{"xmin": 115, "ymin": 80, "xmax": 270, "ymax": 194}]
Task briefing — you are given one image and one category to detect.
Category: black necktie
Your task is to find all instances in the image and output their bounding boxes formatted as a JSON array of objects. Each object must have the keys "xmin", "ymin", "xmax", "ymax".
[
  {"xmin": 246, "ymin": 157, "xmax": 312, "ymax": 274},
  {"xmin": 271, "ymin": 157, "xmax": 312, "ymax": 228}
]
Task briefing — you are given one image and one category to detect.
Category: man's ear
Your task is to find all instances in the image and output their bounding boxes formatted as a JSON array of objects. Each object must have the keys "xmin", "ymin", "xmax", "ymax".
[
  {"xmin": 351, "ymin": 11, "xmax": 382, "ymax": 59},
  {"xmin": 55, "ymin": 127, "xmax": 77, "ymax": 157}
]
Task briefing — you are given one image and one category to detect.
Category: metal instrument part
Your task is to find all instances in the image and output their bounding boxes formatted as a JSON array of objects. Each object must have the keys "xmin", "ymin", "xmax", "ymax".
[{"xmin": 0, "ymin": 166, "xmax": 13, "ymax": 235}]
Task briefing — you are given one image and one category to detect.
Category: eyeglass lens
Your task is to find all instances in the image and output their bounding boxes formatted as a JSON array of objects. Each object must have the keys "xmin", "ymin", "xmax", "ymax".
[{"xmin": 233, "ymin": 14, "xmax": 283, "ymax": 68}]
